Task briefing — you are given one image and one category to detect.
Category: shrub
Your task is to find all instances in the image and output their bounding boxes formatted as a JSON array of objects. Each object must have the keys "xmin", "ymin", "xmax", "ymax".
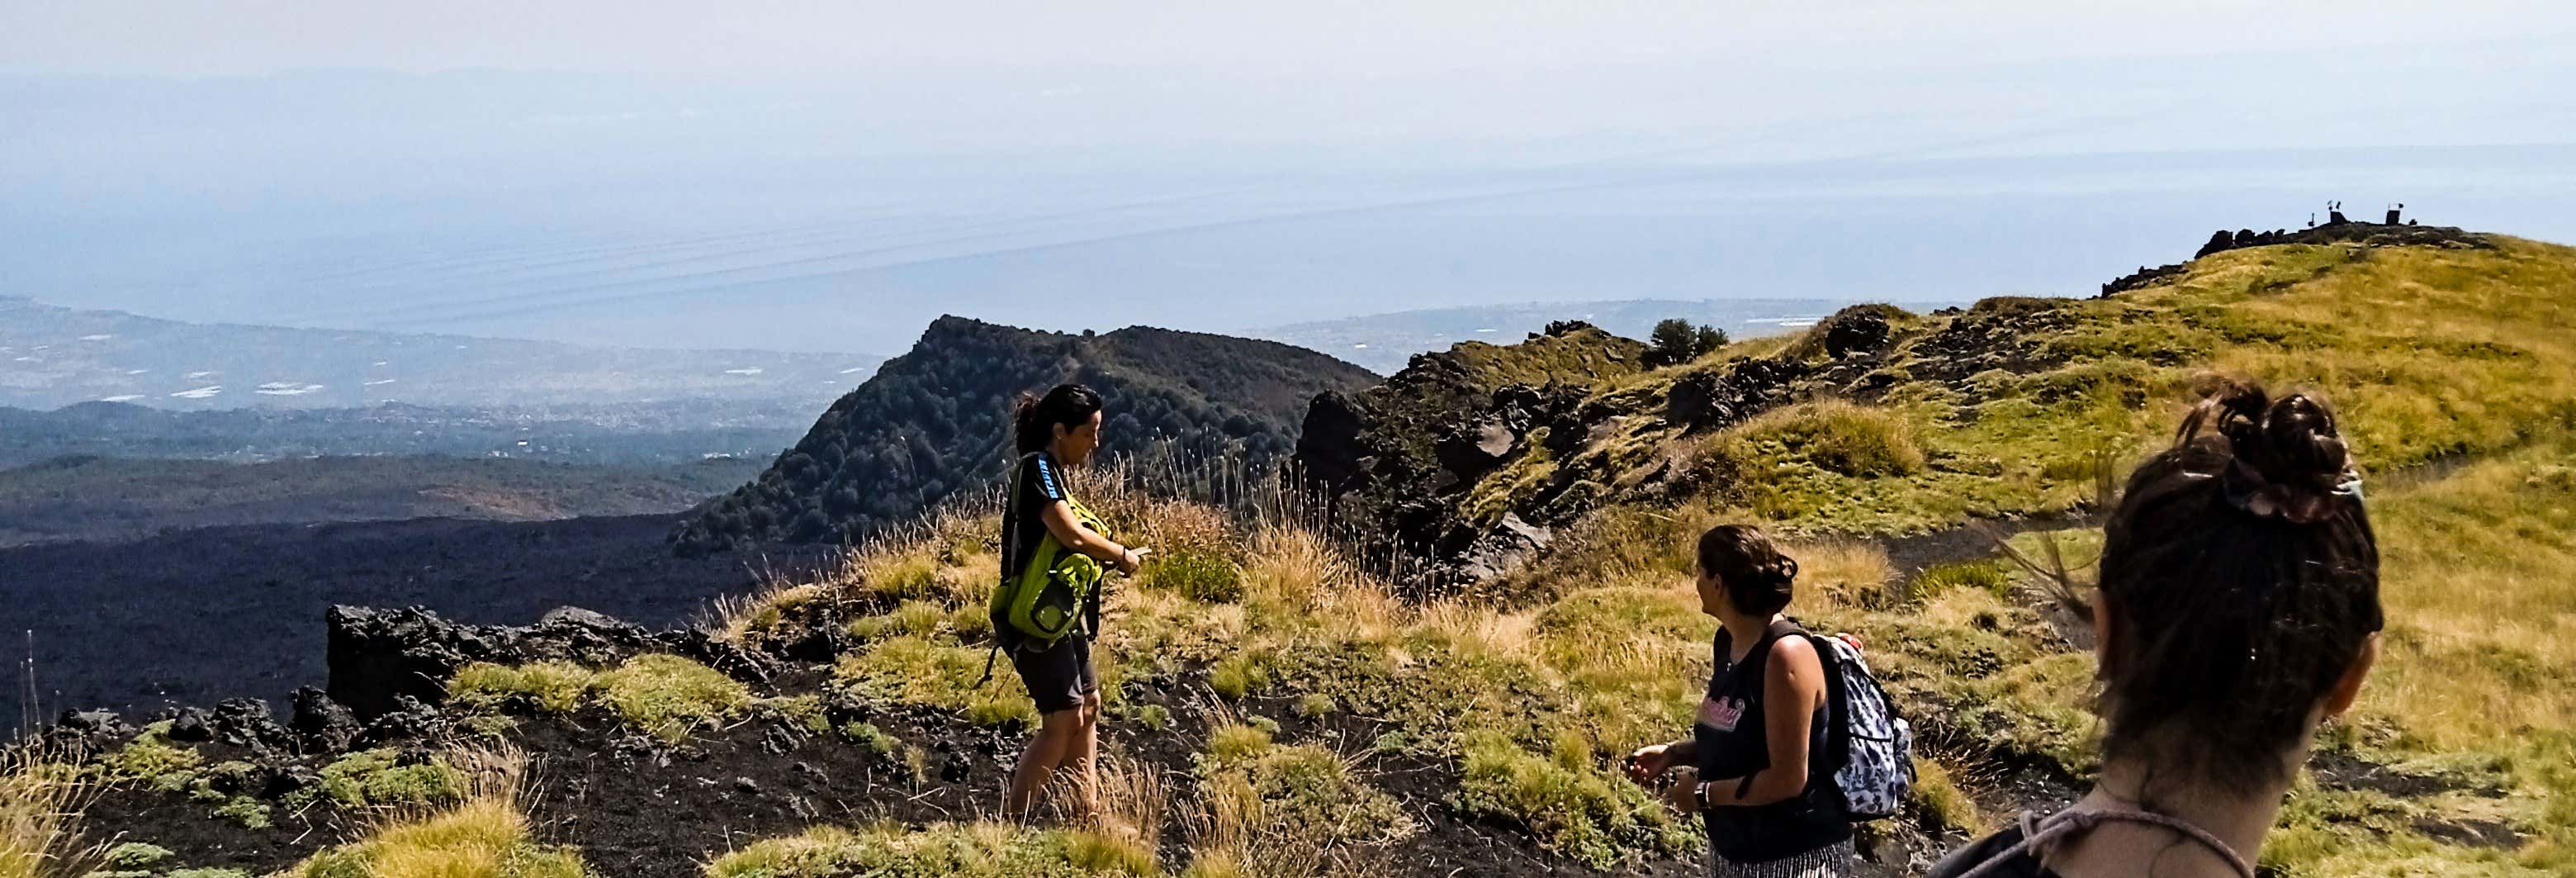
[
  {"xmin": 318, "ymin": 749, "xmax": 471, "ymax": 809},
  {"xmin": 1911, "ymin": 558, "xmax": 2016, "ymax": 603},
  {"xmin": 839, "ymin": 723, "xmax": 901, "ymax": 759},
  {"xmin": 762, "ymin": 695, "xmax": 832, "ymax": 736},
  {"xmin": 448, "ymin": 662, "xmax": 594, "ymax": 714},
  {"xmin": 1907, "ymin": 756, "xmax": 1985, "ymax": 834},
  {"xmin": 102, "ymin": 842, "xmax": 174, "ymax": 868},
  {"xmin": 213, "ymin": 796, "xmax": 272, "ymax": 829},
  {"xmin": 594, "ymin": 654, "xmax": 754, "ymax": 743},
  {"xmin": 862, "ymin": 553, "xmax": 945, "ymax": 602},
  {"xmin": 1644, "ymin": 319, "xmax": 1728, "ymax": 369},
  {"xmin": 102, "ymin": 724, "xmax": 202, "ymax": 781},
  {"xmin": 705, "ymin": 822, "xmax": 1158, "ymax": 878},
  {"xmin": 1195, "ymin": 738, "xmax": 1412, "ymax": 855},
  {"xmin": 1203, "ymin": 724, "xmax": 1274, "ymax": 766},
  {"xmin": 1146, "ymin": 549, "xmax": 1244, "ymax": 604},
  {"xmin": 282, "ymin": 797, "xmax": 587, "ymax": 878},
  {"xmin": 1207, "ymin": 651, "xmax": 1276, "ymax": 700},
  {"xmin": 2, "ymin": 748, "xmax": 89, "ymax": 878},
  {"xmin": 1700, "ymin": 400, "xmax": 1925, "ymax": 481},
  {"xmin": 1453, "ymin": 731, "xmax": 1691, "ymax": 869},
  {"xmin": 838, "ymin": 636, "xmax": 1039, "ymax": 729}
]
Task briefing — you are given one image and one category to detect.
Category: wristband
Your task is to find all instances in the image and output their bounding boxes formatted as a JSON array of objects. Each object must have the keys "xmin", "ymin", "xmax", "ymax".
[{"xmin": 1697, "ymin": 780, "xmax": 1716, "ymax": 812}]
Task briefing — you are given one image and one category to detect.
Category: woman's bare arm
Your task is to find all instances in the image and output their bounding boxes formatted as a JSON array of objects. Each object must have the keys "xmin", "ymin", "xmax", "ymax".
[
  {"xmin": 1701, "ymin": 636, "xmax": 1827, "ymax": 808},
  {"xmin": 1039, "ymin": 500, "xmax": 1139, "ymax": 572}
]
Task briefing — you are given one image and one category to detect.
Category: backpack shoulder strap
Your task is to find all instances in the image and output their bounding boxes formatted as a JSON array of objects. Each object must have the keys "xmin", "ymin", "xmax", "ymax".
[
  {"xmin": 1948, "ymin": 809, "xmax": 2256, "ymax": 878},
  {"xmin": 1728, "ymin": 619, "xmax": 1822, "ymax": 800},
  {"xmin": 1741, "ymin": 619, "xmax": 1814, "ymax": 681}
]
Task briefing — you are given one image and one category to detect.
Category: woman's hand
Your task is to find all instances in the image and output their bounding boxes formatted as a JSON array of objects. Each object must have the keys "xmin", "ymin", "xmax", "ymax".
[
  {"xmin": 1660, "ymin": 766, "xmax": 1703, "ymax": 814},
  {"xmin": 1114, "ymin": 547, "xmax": 1148, "ymax": 576},
  {"xmin": 1623, "ymin": 743, "xmax": 1675, "ymax": 785}
]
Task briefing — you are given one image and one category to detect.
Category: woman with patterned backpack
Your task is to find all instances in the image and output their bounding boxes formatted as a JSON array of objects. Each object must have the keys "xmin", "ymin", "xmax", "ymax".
[
  {"xmin": 992, "ymin": 383, "xmax": 1148, "ymax": 821},
  {"xmin": 1626, "ymin": 524, "xmax": 1860, "ymax": 877},
  {"xmin": 1930, "ymin": 382, "xmax": 2380, "ymax": 878}
]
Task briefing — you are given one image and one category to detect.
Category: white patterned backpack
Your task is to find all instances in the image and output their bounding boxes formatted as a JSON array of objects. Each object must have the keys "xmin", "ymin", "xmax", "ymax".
[{"xmin": 1803, "ymin": 631, "xmax": 1914, "ymax": 821}]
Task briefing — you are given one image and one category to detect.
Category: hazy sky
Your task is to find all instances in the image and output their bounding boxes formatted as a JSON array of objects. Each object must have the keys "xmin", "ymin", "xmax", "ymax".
[
  {"xmin": 4, "ymin": 3, "xmax": 2574, "ymax": 354},
  {"xmin": 7, "ymin": 2, "xmax": 2571, "ymax": 77}
]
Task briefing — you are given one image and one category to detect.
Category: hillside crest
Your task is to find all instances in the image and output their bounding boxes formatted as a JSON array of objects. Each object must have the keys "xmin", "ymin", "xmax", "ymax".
[{"xmin": 672, "ymin": 316, "xmax": 1377, "ymax": 553}]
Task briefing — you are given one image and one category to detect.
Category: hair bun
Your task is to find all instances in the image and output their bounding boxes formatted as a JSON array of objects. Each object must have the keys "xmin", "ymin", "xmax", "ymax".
[{"xmin": 2185, "ymin": 380, "xmax": 2357, "ymax": 524}]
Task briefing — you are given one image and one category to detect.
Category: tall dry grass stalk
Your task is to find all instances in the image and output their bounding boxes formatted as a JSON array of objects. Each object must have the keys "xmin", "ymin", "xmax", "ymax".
[
  {"xmin": 708, "ymin": 490, "xmax": 1006, "ymax": 640},
  {"xmin": 282, "ymin": 743, "xmax": 584, "ymax": 878},
  {"xmin": 1781, "ymin": 537, "xmax": 1899, "ymax": 610},
  {"xmin": 1086, "ymin": 755, "xmax": 1167, "ymax": 854},
  {"xmin": 0, "ymin": 746, "xmax": 91, "ymax": 878},
  {"xmin": 1977, "ymin": 523, "xmax": 2097, "ymax": 622},
  {"xmin": 1082, "ymin": 446, "xmax": 1468, "ymax": 599}
]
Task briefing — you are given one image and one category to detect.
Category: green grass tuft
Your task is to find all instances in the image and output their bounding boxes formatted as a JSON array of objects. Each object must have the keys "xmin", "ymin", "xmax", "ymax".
[
  {"xmin": 1144, "ymin": 548, "xmax": 1244, "ymax": 604},
  {"xmin": 1453, "ymin": 730, "xmax": 1692, "ymax": 869},
  {"xmin": 317, "ymin": 749, "xmax": 470, "ymax": 809},
  {"xmin": 705, "ymin": 822, "xmax": 1158, "ymax": 878},
  {"xmin": 102, "ymin": 842, "xmax": 174, "ymax": 868},
  {"xmin": 448, "ymin": 661, "xmax": 595, "ymax": 714},
  {"xmin": 594, "ymin": 654, "xmax": 755, "ymax": 743}
]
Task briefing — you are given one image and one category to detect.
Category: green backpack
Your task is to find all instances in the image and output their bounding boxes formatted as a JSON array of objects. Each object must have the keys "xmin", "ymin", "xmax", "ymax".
[{"xmin": 988, "ymin": 478, "xmax": 1111, "ymax": 647}]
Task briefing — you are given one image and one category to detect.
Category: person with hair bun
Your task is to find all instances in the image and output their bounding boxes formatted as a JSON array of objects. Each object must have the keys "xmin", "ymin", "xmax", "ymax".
[
  {"xmin": 1627, "ymin": 524, "xmax": 1857, "ymax": 877},
  {"xmin": 997, "ymin": 382, "xmax": 1147, "ymax": 821},
  {"xmin": 1930, "ymin": 380, "xmax": 2382, "ymax": 878}
]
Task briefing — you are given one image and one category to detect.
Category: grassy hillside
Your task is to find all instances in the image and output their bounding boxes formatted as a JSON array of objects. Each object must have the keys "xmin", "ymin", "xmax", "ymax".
[
  {"xmin": 716, "ymin": 233, "xmax": 2574, "ymax": 875},
  {"xmin": 0, "ymin": 454, "xmax": 760, "ymax": 546},
  {"xmin": 673, "ymin": 316, "xmax": 1377, "ymax": 554},
  {"xmin": 20, "ymin": 230, "xmax": 2575, "ymax": 877}
]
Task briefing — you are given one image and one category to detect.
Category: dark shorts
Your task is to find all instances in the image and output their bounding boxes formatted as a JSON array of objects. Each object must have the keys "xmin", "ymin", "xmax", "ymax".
[{"xmin": 1008, "ymin": 633, "xmax": 1096, "ymax": 714}]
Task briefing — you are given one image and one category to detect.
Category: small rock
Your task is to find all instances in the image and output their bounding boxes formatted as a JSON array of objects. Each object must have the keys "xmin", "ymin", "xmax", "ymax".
[
  {"xmin": 733, "ymin": 776, "xmax": 761, "ymax": 795},
  {"xmin": 291, "ymin": 686, "xmax": 362, "ymax": 754},
  {"xmin": 210, "ymin": 698, "xmax": 295, "ymax": 752},
  {"xmin": 59, "ymin": 709, "xmax": 134, "ymax": 738},
  {"xmin": 165, "ymin": 709, "xmax": 213, "ymax": 743}
]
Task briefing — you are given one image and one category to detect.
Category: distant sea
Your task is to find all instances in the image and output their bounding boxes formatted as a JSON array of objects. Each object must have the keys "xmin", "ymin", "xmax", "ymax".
[{"xmin": 7, "ymin": 145, "xmax": 2570, "ymax": 355}]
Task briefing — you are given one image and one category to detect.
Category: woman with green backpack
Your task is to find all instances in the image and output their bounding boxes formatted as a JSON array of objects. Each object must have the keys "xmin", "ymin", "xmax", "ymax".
[{"xmin": 994, "ymin": 383, "xmax": 1146, "ymax": 821}]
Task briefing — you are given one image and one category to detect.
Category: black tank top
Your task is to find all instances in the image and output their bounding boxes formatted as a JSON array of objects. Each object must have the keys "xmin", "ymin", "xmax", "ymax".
[{"xmin": 1693, "ymin": 619, "xmax": 1852, "ymax": 863}]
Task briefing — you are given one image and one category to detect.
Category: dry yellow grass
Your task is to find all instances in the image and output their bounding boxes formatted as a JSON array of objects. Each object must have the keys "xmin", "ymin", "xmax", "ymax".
[
  {"xmin": 712, "ymin": 239, "xmax": 2576, "ymax": 873},
  {"xmin": 2348, "ymin": 432, "xmax": 2576, "ymax": 780},
  {"xmin": 0, "ymin": 747, "xmax": 88, "ymax": 878},
  {"xmin": 282, "ymin": 745, "xmax": 587, "ymax": 878}
]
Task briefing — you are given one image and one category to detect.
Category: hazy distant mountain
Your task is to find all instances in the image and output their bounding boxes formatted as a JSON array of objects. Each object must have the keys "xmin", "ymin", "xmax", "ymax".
[
  {"xmin": 0, "ymin": 454, "xmax": 763, "ymax": 548},
  {"xmin": 1251, "ymin": 298, "xmax": 1966, "ymax": 373},
  {"xmin": 0, "ymin": 399, "xmax": 822, "ymax": 470},
  {"xmin": 0, "ymin": 297, "xmax": 881, "ymax": 411},
  {"xmin": 674, "ymin": 316, "xmax": 1378, "ymax": 553}
]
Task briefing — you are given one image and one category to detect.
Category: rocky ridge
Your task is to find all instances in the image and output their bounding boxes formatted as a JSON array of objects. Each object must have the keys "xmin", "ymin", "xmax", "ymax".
[{"xmin": 1293, "ymin": 301, "xmax": 2063, "ymax": 587}]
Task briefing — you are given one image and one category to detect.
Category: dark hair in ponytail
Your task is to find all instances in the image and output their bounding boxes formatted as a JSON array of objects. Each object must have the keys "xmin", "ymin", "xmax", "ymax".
[
  {"xmin": 1013, "ymin": 383, "xmax": 1105, "ymax": 454},
  {"xmin": 2098, "ymin": 378, "xmax": 2381, "ymax": 793},
  {"xmin": 1697, "ymin": 524, "xmax": 1799, "ymax": 615}
]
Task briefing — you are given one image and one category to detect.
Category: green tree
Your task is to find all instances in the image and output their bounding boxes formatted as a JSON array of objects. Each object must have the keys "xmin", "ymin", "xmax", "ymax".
[{"xmin": 1644, "ymin": 319, "xmax": 1727, "ymax": 368}]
